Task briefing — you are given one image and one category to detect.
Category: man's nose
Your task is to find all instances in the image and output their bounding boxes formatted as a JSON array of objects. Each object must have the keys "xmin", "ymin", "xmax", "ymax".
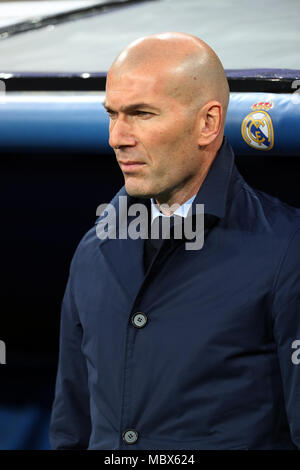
[{"xmin": 109, "ymin": 117, "xmax": 137, "ymax": 149}]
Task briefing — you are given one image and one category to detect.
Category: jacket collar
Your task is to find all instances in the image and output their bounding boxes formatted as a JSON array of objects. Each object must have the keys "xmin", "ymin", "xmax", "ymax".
[
  {"xmin": 94, "ymin": 136, "xmax": 236, "ymax": 301},
  {"xmin": 95, "ymin": 135, "xmax": 235, "ymax": 241},
  {"xmin": 191, "ymin": 135, "xmax": 235, "ymax": 219}
]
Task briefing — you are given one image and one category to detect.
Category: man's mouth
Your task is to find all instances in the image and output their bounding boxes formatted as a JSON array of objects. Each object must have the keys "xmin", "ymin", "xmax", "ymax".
[{"xmin": 119, "ymin": 161, "xmax": 146, "ymax": 172}]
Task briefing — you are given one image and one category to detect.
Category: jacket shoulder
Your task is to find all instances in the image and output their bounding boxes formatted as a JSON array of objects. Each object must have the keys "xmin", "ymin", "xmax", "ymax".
[{"xmin": 232, "ymin": 169, "xmax": 300, "ymax": 235}]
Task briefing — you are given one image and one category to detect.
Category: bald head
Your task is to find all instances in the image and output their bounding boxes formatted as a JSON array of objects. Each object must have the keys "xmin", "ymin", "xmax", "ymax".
[
  {"xmin": 108, "ymin": 32, "xmax": 230, "ymax": 125},
  {"xmin": 105, "ymin": 33, "xmax": 230, "ymax": 206}
]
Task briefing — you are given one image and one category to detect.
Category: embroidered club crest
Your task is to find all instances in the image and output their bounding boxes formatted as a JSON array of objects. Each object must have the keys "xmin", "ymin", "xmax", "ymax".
[{"xmin": 241, "ymin": 101, "xmax": 274, "ymax": 151}]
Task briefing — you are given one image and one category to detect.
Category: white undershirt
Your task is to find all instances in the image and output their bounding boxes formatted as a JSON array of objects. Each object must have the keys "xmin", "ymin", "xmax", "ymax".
[{"xmin": 150, "ymin": 194, "xmax": 197, "ymax": 224}]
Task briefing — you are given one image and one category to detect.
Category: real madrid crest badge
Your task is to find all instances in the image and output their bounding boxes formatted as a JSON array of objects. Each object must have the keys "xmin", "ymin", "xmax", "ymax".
[{"xmin": 241, "ymin": 101, "xmax": 274, "ymax": 151}]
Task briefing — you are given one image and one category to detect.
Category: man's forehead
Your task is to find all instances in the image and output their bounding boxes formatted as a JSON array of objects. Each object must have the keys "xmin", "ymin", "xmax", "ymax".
[
  {"xmin": 107, "ymin": 67, "xmax": 164, "ymax": 90},
  {"xmin": 105, "ymin": 67, "xmax": 171, "ymax": 104}
]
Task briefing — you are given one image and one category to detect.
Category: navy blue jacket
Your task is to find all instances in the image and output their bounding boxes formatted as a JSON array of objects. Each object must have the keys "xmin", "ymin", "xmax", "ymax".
[{"xmin": 50, "ymin": 137, "xmax": 300, "ymax": 450}]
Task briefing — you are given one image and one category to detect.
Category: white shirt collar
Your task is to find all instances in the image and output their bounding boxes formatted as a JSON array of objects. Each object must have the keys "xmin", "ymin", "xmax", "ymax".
[{"xmin": 150, "ymin": 194, "xmax": 197, "ymax": 224}]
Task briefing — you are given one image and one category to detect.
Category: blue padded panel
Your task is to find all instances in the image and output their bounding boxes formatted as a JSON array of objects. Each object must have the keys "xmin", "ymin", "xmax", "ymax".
[
  {"xmin": 0, "ymin": 92, "xmax": 299, "ymax": 155},
  {"xmin": 0, "ymin": 96, "xmax": 112, "ymax": 154},
  {"xmin": 226, "ymin": 92, "xmax": 300, "ymax": 156}
]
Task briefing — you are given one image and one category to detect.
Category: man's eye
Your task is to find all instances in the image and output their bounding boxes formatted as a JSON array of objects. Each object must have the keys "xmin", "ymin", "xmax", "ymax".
[
  {"xmin": 135, "ymin": 111, "xmax": 152, "ymax": 117},
  {"xmin": 106, "ymin": 111, "xmax": 117, "ymax": 119}
]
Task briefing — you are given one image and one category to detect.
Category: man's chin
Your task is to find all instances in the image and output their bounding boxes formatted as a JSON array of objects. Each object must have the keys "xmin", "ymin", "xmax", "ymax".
[{"xmin": 124, "ymin": 182, "xmax": 153, "ymax": 199}]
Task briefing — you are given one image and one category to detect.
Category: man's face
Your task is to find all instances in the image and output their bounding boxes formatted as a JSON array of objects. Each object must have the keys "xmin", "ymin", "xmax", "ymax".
[{"xmin": 105, "ymin": 66, "xmax": 202, "ymax": 204}]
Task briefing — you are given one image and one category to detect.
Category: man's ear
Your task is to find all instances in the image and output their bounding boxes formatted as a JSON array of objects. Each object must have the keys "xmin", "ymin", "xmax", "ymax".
[{"xmin": 197, "ymin": 101, "xmax": 223, "ymax": 146}]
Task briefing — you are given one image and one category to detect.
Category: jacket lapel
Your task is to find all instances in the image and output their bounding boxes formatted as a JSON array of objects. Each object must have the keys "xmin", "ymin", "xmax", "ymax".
[{"xmin": 96, "ymin": 187, "xmax": 150, "ymax": 302}]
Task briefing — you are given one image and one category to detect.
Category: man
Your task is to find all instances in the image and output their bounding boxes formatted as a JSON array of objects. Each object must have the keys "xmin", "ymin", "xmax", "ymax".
[{"xmin": 49, "ymin": 32, "xmax": 300, "ymax": 450}]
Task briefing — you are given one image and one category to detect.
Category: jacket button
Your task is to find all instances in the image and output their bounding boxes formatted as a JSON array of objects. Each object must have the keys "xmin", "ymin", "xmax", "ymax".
[
  {"xmin": 122, "ymin": 429, "xmax": 138, "ymax": 444},
  {"xmin": 131, "ymin": 312, "xmax": 148, "ymax": 328}
]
